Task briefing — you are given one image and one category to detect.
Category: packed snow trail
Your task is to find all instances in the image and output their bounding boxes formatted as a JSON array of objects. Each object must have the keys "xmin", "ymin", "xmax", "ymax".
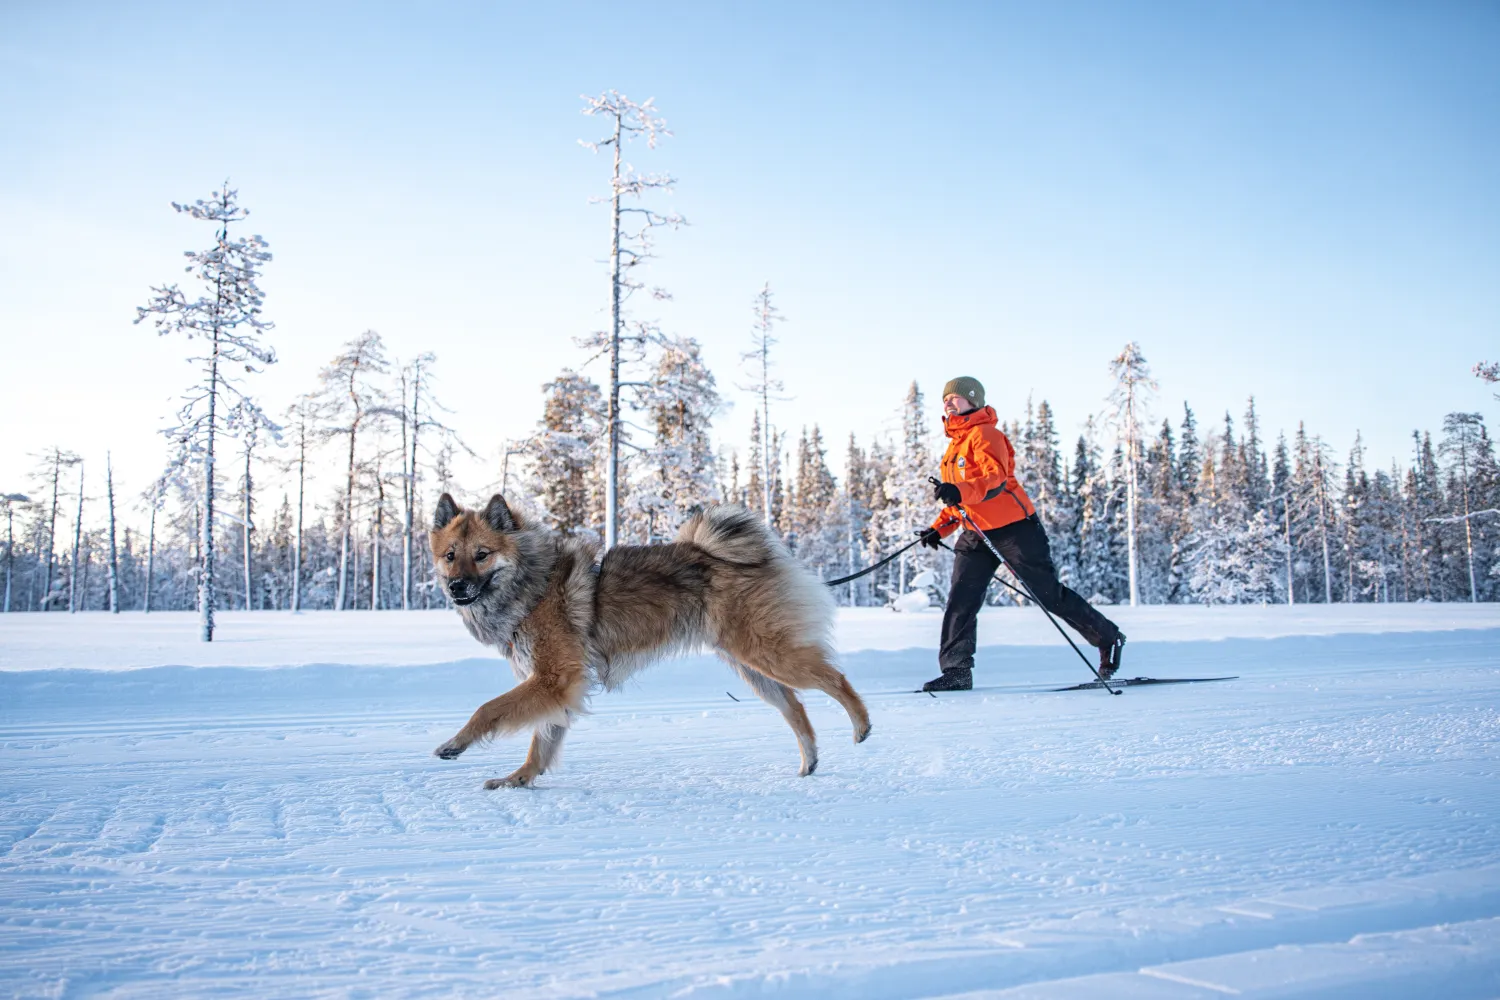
[{"xmin": 2, "ymin": 608, "xmax": 1499, "ymax": 998}]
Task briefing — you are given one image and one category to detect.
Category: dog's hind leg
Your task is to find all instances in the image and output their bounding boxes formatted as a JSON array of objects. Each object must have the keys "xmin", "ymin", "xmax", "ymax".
[
  {"xmin": 728, "ymin": 661, "xmax": 818, "ymax": 776},
  {"xmin": 740, "ymin": 645, "xmax": 871, "ymax": 746},
  {"xmin": 485, "ymin": 719, "xmax": 570, "ymax": 789}
]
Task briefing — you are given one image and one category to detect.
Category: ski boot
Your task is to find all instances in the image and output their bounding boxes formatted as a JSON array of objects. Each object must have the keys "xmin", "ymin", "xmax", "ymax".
[
  {"xmin": 922, "ymin": 668, "xmax": 973, "ymax": 692},
  {"xmin": 1099, "ymin": 633, "xmax": 1126, "ymax": 681}
]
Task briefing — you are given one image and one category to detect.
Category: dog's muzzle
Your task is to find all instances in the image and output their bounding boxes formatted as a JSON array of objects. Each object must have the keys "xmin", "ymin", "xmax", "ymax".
[{"xmin": 448, "ymin": 577, "xmax": 484, "ymax": 606}]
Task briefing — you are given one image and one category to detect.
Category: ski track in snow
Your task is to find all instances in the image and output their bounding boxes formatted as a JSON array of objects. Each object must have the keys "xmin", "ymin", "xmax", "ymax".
[{"xmin": 1, "ymin": 609, "xmax": 1499, "ymax": 998}]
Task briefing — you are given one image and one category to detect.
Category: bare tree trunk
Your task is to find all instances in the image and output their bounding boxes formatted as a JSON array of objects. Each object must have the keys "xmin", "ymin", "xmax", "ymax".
[
  {"xmin": 337, "ymin": 419, "xmax": 357, "ymax": 611},
  {"xmin": 408, "ymin": 365, "xmax": 422, "ymax": 609},
  {"xmin": 144, "ymin": 500, "xmax": 157, "ymax": 613},
  {"xmin": 242, "ymin": 439, "xmax": 253, "ymax": 610},
  {"xmin": 292, "ymin": 411, "xmax": 305, "ymax": 613},
  {"xmin": 1283, "ymin": 497, "xmax": 1295, "ymax": 605},
  {"xmin": 2, "ymin": 503, "xmax": 13, "ymax": 614},
  {"xmin": 1125, "ymin": 426, "xmax": 1139, "ymax": 607},
  {"xmin": 371, "ymin": 475, "xmax": 384, "ymax": 611},
  {"xmin": 1314, "ymin": 450, "xmax": 1332, "ymax": 604},
  {"xmin": 69, "ymin": 463, "xmax": 84, "ymax": 613},
  {"xmin": 106, "ymin": 453, "xmax": 119, "ymax": 613},
  {"xmin": 605, "ymin": 114, "xmax": 623, "ymax": 551},
  {"xmin": 400, "ymin": 370, "xmax": 411, "ymax": 610},
  {"xmin": 43, "ymin": 451, "xmax": 61, "ymax": 610},
  {"xmin": 1459, "ymin": 442, "xmax": 1477, "ymax": 602}
]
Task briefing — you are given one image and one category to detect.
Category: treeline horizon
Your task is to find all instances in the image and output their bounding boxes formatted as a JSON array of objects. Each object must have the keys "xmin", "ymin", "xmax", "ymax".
[{"xmin": 4, "ymin": 336, "xmax": 1496, "ymax": 615}]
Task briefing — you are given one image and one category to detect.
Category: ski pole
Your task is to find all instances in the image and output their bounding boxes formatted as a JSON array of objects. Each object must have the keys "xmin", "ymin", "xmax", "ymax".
[{"xmin": 930, "ymin": 477, "xmax": 1120, "ymax": 696}]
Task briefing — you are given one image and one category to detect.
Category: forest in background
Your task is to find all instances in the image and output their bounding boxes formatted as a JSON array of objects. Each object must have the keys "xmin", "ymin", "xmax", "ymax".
[{"xmin": 5, "ymin": 90, "xmax": 1497, "ymax": 623}]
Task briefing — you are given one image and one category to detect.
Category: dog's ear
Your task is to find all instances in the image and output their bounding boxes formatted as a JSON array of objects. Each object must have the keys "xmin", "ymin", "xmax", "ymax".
[
  {"xmin": 433, "ymin": 493, "xmax": 461, "ymax": 530},
  {"xmin": 482, "ymin": 494, "xmax": 517, "ymax": 533}
]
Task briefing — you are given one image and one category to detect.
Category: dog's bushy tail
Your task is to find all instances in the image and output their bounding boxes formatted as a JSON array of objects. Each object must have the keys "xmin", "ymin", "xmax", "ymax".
[
  {"xmin": 677, "ymin": 503, "xmax": 776, "ymax": 566},
  {"xmin": 678, "ymin": 503, "xmax": 836, "ymax": 649}
]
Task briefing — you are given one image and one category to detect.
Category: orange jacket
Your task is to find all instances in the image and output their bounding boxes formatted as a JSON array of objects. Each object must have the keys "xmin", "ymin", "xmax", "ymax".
[{"xmin": 930, "ymin": 405, "xmax": 1036, "ymax": 536}]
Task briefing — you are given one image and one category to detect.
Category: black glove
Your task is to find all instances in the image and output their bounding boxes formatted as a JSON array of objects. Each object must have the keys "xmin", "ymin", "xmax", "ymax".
[
  {"xmin": 933, "ymin": 480, "xmax": 963, "ymax": 507},
  {"xmin": 916, "ymin": 527, "xmax": 943, "ymax": 550}
]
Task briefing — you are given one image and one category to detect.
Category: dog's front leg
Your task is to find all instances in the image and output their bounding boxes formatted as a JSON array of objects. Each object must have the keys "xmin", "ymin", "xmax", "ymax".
[{"xmin": 433, "ymin": 677, "xmax": 573, "ymax": 761}]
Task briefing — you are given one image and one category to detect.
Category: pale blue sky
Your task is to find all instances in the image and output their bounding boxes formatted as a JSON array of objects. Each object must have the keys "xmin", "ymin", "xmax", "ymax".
[{"xmin": 2, "ymin": 2, "xmax": 1497, "ymax": 510}]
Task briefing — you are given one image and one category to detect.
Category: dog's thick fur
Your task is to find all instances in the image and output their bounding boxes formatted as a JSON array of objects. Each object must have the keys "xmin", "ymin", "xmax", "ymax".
[{"xmin": 429, "ymin": 494, "xmax": 871, "ymax": 787}]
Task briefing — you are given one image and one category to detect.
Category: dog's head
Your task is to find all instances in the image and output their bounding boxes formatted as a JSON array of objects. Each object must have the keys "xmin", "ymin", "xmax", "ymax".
[{"xmin": 429, "ymin": 493, "xmax": 524, "ymax": 607}]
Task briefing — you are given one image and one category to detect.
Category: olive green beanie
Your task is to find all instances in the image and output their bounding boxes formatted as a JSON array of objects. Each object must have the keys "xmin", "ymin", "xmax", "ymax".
[{"xmin": 941, "ymin": 376, "xmax": 985, "ymax": 408}]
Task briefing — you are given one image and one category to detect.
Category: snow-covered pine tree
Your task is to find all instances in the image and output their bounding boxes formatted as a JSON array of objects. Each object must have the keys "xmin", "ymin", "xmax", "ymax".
[
  {"xmin": 1177, "ymin": 404, "xmax": 1201, "ymax": 504},
  {"xmin": 788, "ymin": 426, "xmax": 840, "ymax": 576},
  {"xmin": 1271, "ymin": 432, "xmax": 1295, "ymax": 603},
  {"xmin": 1107, "ymin": 342, "xmax": 1157, "ymax": 606},
  {"xmin": 316, "ymin": 330, "xmax": 391, "ymax": 611},
  {"xmin": 529, "ymin": 370, "xmax": 606, "ymax": 538},
  {"xmin": 135, "ymin": 183, "xmax": 276, "ymax": 640},
  {"xmin": 626, "ymin": 336, "xmax": 722, "ymax": 541},
  {"xmin": 1342, "ymin": 433, "xmax": 1372, "ymax": 601},
  {"xmin": 1439, "ymin": 412, "xmax": 1486, "ymax": 602},
  {"xmin": 880, "ymin": 382, "xmax": 937, "ymax": 601},
  {"xmin": 1069, "ymin": 426, "xmax": 1116, "ymax": 604},
  {"xmin": 581, "ymin": 91, "xmax": 684, "ymax": 550},
  {"xmin": 737, "ymin": 283, "xmax": 786, "ymax": 527}
]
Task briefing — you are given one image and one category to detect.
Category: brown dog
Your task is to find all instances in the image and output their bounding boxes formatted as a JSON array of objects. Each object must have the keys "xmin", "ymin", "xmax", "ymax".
[{"xmin": 429, "ymin": 494, "xmax": 871, "ymax": 787}]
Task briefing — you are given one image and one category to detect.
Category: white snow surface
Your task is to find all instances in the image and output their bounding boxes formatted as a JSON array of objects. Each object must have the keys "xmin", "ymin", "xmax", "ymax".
[{"xmin": 3, "ymin": 605, "xmax": 1499, "ymax": 998}]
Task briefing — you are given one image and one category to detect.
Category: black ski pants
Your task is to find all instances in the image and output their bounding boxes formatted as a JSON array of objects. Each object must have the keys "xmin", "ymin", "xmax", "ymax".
[{"xmin": 938, "ymin": 516, "xmax": 1120, "ymax": 676}]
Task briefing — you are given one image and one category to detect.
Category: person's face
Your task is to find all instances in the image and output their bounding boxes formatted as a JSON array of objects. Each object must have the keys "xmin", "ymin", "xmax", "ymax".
[{"xmin": 943, "ymin": 393, "xmax": 976, "ymax": 417}]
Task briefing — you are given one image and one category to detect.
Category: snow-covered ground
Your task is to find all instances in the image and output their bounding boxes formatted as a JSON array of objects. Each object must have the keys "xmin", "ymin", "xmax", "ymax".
[{"xmin": 3, "ymin": 605, "xmax": 1499, "ymax": 998}]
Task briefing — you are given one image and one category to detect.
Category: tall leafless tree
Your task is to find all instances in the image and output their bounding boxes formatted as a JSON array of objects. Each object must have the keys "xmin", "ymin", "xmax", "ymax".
[
  {"xmin": 738, "ymin": 283, "xmax": 786, "ymax": 525},
  {"xmin": 106, "ymin": 453, "xmax": 120, "ymax": 613},
  {"xmin": 135, "ymin": 182, "xmax": 276, "ymax": 640},
  {"xmin": 68, "ymin": 461, "xmax": 85, "ymax": 614},
  {"xmin": 581, "ymin": 91, "xmax": 684, "ymax": 549},
  {"xmin": 317, "ymin": 330, "xmax": 391, "ymax": 610}
]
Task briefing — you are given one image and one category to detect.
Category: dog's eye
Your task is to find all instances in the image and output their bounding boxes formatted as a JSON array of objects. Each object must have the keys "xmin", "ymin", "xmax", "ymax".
[
  {"xmin": 475, "ymin": 550, "xmax": 489, "ymax": 561},
  {"xmin": 445, "ymin": 551, "xmax": 455, "ymax": 562}
]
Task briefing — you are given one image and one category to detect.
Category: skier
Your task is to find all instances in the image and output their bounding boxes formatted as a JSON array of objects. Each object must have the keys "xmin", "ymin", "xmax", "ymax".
[{"xmin": 918, "ymin": 376, "xmax": 1126, "ymax": 692}]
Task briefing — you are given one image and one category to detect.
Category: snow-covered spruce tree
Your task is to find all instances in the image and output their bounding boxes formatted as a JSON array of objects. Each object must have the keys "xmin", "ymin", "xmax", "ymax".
[
  {"xmin": 626, "ymin": 335, "xmax": 722, "ymax": 542},
  {"xmin": 529, "ymin": 370, "xmax": 606, "ymax": 538},
  {"xmin": 135, "ymin": 183, "xmax": 275, "ymax": 641},
  {"xmin": 1107, "ymin": 342, "xmax": 1158, "ymax": 606},
  {"xmin": 581, "ymin": 91, "xmax": 684, "ymax": 550},
  {"xmin": 1069, "ymin": 426, "xmax": 1117, "ymax": 604},
  {"xmin": 1271, "ymin": 432, "xmax": 1296, "ymax": 603},
  {"xmin": 1436, "ymin": 412, "xmax": 1486, "ymax": 602},
  {"xmin": 787, "ymin": 425, "xmax": 841, "ymax": 576},
  {"xmin": 738, "ymin": 283, "xmax": 786, "ymax": 526},
  {"xmin": 316, "ymin": 330, "xmax": 392, "ymax": 611},
  {"xmin": 880, "ymin": 382, "xmax": 937, "ymax": 600}
]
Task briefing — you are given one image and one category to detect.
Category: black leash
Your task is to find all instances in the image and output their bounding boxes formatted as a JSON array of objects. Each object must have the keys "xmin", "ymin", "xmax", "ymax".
[
  {"xmin": 823, "ymin": 535, "xmax": 927, "ymax": 587},
  {"xmin": 928, "ymin": 477, "xmax": 1119, "ymax": 695}
]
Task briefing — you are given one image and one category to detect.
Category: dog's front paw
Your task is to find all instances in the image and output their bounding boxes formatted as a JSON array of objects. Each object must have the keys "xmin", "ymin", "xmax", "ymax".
[
  {"xmin": 484, "ymin": 771, "xmax": 534, "ymax": 790},
  {"xmin": 434, "ymin": 737, "xmax": 469, "ymax": 760}
]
